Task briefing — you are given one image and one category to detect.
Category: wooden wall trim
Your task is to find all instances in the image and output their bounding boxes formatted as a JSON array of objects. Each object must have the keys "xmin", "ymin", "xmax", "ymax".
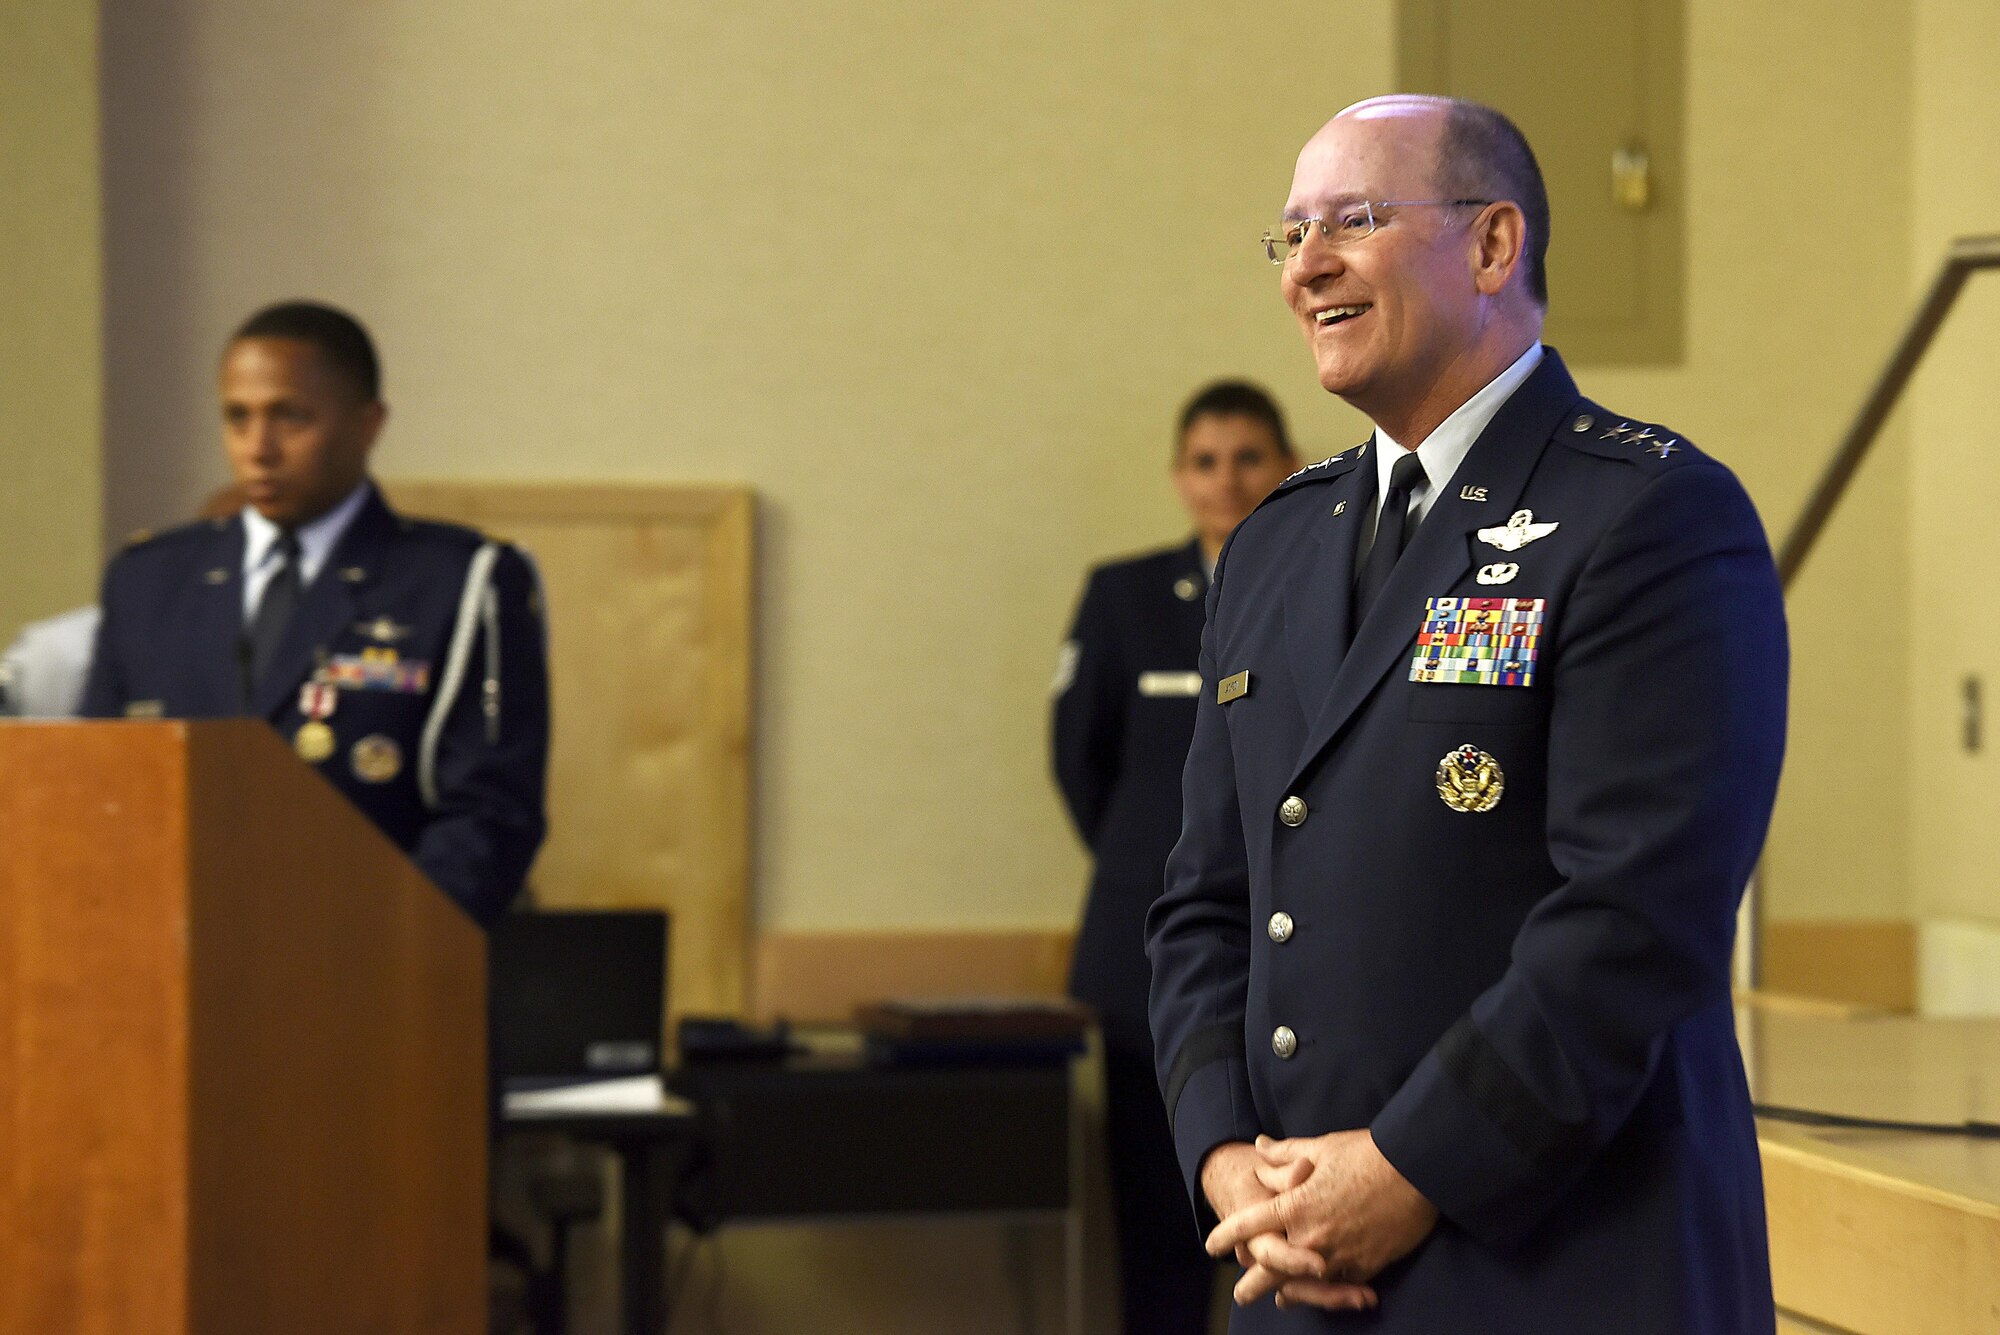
[
  {"xmin": 752, "ymin": 930, "xmax": 1075, "ymax": 1023},
  {"xmin": 1763, "ymin": 919, "xmax": 1916, "ymax": 1014}
]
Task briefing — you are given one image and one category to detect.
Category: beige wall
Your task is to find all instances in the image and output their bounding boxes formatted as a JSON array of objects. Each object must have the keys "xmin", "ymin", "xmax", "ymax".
[
  {"xmin": 1584, "ymin": 0, "xmax": 1916, "ymax": 926},
  {"xmin": 96, "ymin": 1, "xmax": 1923, "ymax": 935},
  {"xmin": 1911, "ymin": 0, "xmax": 2000, "ymax": 942},
  {"xmin": 100, "ymin": 1, "xmax": 1393, "ymax": 934},
  {"xmin": 0, "ymin": 6, "xmax": 102, "ymax": 634}
]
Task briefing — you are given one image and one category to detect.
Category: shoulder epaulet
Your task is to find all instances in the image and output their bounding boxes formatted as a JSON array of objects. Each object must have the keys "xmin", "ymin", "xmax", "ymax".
[
  {"xmin": 1273, "ymin": 439, "xmax": 1372, "ymax": 495},
  {"xmin": 1558, "ymin": 404, "xmax": 1708, "ymax": 469},
  {"xmin": 397, "ymin": 514, "xmax": 492, "ymax": 549},
  {"xmin": 120, "ymin": 514, "xmax": 231, "ymax": 552}
]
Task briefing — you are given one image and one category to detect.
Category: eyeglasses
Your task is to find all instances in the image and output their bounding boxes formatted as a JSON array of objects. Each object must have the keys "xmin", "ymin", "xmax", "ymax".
[{"xmin": 1260, "ymin": 199, "xmax": 1491, "ymax": 265}]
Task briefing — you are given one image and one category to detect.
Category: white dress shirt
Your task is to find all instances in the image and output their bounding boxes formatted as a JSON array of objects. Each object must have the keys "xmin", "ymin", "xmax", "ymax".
[
  {"xmin": 1359, "ymin": 342, "xmax": 1545, "ymax": 555},
  {"xmin": 240, "ymin": 481, "xmax": 372, "ymax": 619}
]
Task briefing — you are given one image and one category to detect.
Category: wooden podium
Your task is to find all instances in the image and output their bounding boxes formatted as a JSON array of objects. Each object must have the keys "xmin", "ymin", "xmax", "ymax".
[{"xmin": 0, "ymin": 721, "xmax": 485, "ymax": 1334}]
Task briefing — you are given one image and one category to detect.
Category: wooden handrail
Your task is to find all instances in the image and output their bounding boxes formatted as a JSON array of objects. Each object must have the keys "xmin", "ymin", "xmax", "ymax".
[{"xmin": 1777, "ymin": 233, "xmax": 2000, "ymax": 588}]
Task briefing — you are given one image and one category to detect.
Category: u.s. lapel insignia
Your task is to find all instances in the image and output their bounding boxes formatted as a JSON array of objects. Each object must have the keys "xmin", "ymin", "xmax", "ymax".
[
  {"xmin": 339, "ymin": 566, "xmax": 368, "ymax": 583},
  {"xmin": 203, "ymin": 567, "xmax": 230, "ymax": 585},
  {"xmin": 1477, "ymin": 509, "xmax": 1559, "ymax": 552},
  {"xmin": 1476, "ymin": 562, "xmax": 1519, "ymax": 585},
  {"xmin": 1332, "ymin": 500, "xmax": 1347, "ymax": 517},
  {"xmin": 355, "ymin": 615, "xmax": 414, "ymax": 643},
  {"xmin": 1436, "ymin": 744, "xmax": 1504, "ymax": 813},
  {"xmin": 1216, "ymin": 670, "xmax": 1250, "ymax": 704},
  {"xmin": 1173, "ymin": 575, "xmax": 1201, "ymax": 602},
  {"xmin": 1459, "ymin": 485, "xmax": 1489, "ymax": 502}
]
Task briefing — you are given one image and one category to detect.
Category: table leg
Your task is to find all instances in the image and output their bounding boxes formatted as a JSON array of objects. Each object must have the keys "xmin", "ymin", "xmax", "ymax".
[{"xmin": 620, "ymin": 1140, "xmax": 666, "ymax": 1335}]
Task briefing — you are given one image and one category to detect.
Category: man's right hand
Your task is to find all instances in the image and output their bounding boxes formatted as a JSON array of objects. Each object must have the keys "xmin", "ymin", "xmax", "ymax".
[{"xmin": 1200, "ymin": 1142, "xmax": 1378, "ymax": 1311}]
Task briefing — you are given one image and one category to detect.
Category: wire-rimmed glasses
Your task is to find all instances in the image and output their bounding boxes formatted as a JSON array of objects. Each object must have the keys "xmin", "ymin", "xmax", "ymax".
[{"xmin": 1260, "ymin": 199, "xmax": 1491, "ymax": 265}]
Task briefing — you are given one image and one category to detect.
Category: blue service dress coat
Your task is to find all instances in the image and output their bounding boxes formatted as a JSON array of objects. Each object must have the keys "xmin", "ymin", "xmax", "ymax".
[
  {"xmin": 1053, "ymin": 537, "xmax": 1209, "ymax": 1041},
  {"xmin": 80, "ymin": 484, "xmax": 550, "ymax": 926},
  {"xmin": 1053, "ymin": 537, "xmax": 1219, "ymax": 1335},
  {"xmin": 1147, "ymin": 351, "xmax": 1787, "ymax": 1333}
]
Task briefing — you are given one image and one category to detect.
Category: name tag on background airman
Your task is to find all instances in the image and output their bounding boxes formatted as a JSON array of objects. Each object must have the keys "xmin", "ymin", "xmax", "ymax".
[
  {"xmin": 124, "ymin": 699, "xmax": 164, "ymax": 718},
  {"xmin": 1409, "ymin": 597, "xmax": 1546, "ymax": 687},
  {"xmin": 1138, "ymin": 671, "xmax": 1202, "ymax": 698},
  {"xmin": 1216, "ymin": 670, "xmax": 1250, "ymax": 704}
]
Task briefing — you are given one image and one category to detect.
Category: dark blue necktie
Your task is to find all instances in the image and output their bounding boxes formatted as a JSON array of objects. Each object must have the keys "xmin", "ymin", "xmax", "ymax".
[
  {"xmin": 1355, "ymin": 451, "xmax": 1428, "ymax": 623},
  {"xmin": 245, "ymin": 529, "xmax": 302, "ymax": 691}
]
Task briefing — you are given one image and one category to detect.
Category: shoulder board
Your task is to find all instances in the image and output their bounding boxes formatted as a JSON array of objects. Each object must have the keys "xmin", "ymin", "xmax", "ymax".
[
  {"xmin": 121, "ymin": 515, "xmax": 232, "ymax": 552},
  {"xmin": 396, "ymin": 514, "xmax": 492, "ymax": 549},
  {"xmin": 1274, "ymin": 439, "xmax": 1372, "ymax": 494},
  {"xmin": 1558, "ymin": 403, "xmax": 1707, "ymax": 468}
]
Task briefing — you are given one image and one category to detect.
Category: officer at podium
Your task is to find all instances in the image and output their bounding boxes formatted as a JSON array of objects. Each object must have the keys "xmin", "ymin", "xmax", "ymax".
[{"xmin": 81, "ymin": 301, "xmax": 549, "ymax": 926}]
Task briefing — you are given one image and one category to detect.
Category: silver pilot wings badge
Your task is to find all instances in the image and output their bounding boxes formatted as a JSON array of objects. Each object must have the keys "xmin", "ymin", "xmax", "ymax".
[{"xmin": 1477, "ymin": 509, "xmax": 1559, "ymax": 552}]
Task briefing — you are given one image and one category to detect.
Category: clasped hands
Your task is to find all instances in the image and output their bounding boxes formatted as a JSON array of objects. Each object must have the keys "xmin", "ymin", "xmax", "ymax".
[{"xmin": 1201, "ymin": 1128, "xmax": 1439, "ymax": 1313}]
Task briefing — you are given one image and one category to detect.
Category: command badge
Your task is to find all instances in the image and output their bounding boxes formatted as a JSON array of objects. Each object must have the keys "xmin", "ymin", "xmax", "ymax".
[
  {"xmin": 1436, "ymin": 744, "xmax": 1505, "ymax": 813},
  {"xmin": 351, "ymin": 734, "xmax": 403, "ymax": 784}
]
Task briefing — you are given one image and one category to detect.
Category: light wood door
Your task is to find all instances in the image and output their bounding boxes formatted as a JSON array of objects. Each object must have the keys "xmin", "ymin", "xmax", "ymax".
[{"xmin": 384, "ymin": 481, "xmax": 754, "ymax": 1021}]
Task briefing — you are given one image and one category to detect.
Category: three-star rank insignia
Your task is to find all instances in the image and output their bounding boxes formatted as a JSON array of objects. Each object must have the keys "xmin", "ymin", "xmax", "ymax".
[{"xmin": 1436, "ymin": 744, "xmax": 1505, "ymax": 813}]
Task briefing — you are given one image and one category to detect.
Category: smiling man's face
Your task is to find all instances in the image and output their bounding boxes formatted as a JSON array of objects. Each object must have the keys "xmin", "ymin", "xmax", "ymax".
[{"xmin": 1280, "ymin": 103, "xmax": 1488, "ymax": 428}]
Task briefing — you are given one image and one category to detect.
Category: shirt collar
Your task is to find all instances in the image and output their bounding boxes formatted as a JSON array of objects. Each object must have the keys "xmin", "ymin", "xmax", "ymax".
[
  {"xmin": 1373, "ymin": 341, "xmax": 1544, "ymax": 504},
  {"xmin": 241, "ymin": 480, "xmax": 373, "ymax": 586}
]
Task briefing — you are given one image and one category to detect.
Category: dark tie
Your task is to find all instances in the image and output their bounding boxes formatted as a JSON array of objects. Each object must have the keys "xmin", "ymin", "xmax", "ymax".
[
  {"xmin": 245, "ymin": 529, "xmax": 303, "ymax": 691},
  {"xmin": 1355, "ymin": 451, "xmax": 1428, "ymax": 623}
]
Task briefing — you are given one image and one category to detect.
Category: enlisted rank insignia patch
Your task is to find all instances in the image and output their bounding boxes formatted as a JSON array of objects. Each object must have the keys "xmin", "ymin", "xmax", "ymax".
[
  {"xmin": 1051, "ymin": 640, "xmax": 1080, "ymax": 697},
  {"xmin": 1410, "ymin": 597, "xmax": 1546, "ymax": 686}
]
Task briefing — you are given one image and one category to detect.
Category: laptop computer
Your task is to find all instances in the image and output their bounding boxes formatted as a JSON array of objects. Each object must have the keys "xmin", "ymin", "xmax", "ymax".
[{"xmin": 489, "ymin": 909, "xmax": 668, "ymax": 1087}]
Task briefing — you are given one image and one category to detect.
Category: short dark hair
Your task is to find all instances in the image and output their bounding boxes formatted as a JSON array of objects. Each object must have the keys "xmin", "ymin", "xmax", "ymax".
[
  {"xmin": 1435, "ymin": 101, "xmax": 1551, "ymax": 306},
  {"xmin": 1176, "ymin": 380, "xmax": 1295, "ymax": 459},
  {"xmin": 229, "ymin": 300, "xmax": 382, "ymax": 401}
]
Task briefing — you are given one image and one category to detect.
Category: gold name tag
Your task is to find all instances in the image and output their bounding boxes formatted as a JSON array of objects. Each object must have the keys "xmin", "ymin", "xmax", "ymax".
[
  {"xmin": 1138, "ymin": 671, "xmax": 1202, "ymax": 698},
  {"xmin": 124, "ymin": 700, "xmax": 165, "ymax": 719},
  {"xmin": 1216, "ymin": 671, "xmax": 1250, "ymax": 704}
]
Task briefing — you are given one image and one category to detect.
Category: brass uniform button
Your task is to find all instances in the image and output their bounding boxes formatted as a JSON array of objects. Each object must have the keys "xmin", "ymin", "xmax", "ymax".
[
  {"xmin": 1572, "ymin": 414, "xmax": 1594, "ymax": 432},
  {"xmin": 1272, "ymin": 1026, "xmax": 1298, "ymax": 1059},
  {"xmin": 1278, "ymin": 796, "xmax": 1308, "ymax": 827},
  {"xmin": 1267, "ymin": 912, "xmax": 1294, "ymax": 943}
]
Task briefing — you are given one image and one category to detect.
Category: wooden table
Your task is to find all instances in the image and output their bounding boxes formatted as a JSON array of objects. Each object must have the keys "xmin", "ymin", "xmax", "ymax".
[{"xmin": 1743, "ymin": 1007, "xmax": 2000, "ymax": 1334}]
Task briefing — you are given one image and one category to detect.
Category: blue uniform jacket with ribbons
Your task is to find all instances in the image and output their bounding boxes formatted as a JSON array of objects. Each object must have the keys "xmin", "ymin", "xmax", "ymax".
[
  {"xmin": 80, "ymin": 485, "xmax": 550, "ymax": 927},
  {"xmin": 1146, "ymin": 350, "xmax": 1787, "ymax": 1333},
  {"xmin": 1052, "ymin": 538, "xmax": 1208, "ymax": 1044}
]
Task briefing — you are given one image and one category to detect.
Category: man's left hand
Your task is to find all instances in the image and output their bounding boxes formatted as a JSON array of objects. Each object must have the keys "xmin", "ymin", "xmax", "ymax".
[{"xmin": 1204, "ymin": 1128, "xmax": 1439, "ymax": 1310}]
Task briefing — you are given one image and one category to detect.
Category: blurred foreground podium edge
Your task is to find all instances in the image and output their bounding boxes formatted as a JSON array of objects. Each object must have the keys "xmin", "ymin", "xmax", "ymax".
[{"xmin": 0, "ymin": 720, "xmax": 484, "ymax": 1335}]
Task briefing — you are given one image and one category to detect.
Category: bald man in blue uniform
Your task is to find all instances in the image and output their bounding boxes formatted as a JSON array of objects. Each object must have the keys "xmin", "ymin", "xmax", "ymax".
[
  {"xmin": 1148, "ymin": 99, "xmax": 1785, "ymax": 1332},
  {"xmin": 82, "ymin": 301, "xmax": 547, "ymax": 926}
]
